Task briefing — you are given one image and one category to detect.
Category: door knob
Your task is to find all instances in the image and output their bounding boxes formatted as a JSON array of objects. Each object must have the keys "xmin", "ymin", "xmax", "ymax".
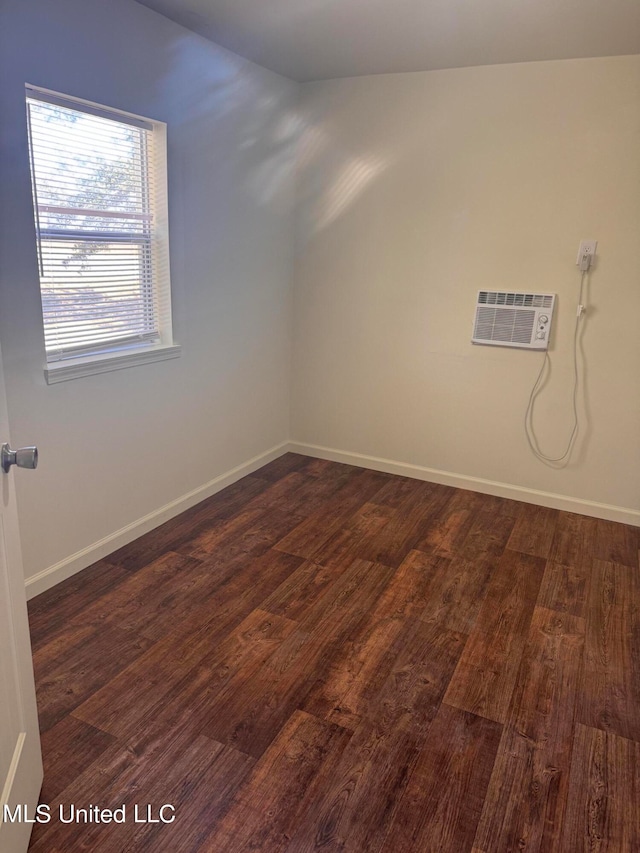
[{"xmin": 1, "ymin": 443, "xmax": 38, "ymax": 474}]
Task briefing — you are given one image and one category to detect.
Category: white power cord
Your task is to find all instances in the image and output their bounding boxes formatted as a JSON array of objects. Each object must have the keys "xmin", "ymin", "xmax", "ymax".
[{"xmin": 524, "ymin": 269, "xmax": 587, "ymax": 467}]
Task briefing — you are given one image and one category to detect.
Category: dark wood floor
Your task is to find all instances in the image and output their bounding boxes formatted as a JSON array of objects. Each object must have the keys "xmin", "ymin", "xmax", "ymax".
[{"xmin": 27, "ymin": 453, "xmax": 640, "ymax": 852}]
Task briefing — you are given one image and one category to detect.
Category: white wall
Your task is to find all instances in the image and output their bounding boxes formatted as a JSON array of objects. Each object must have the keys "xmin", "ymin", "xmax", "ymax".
[
  {"xmin": 0, "ymin": 0, "xmax": 299, "ymax": 588},
  {"xmin": 292, "ymin": 57, "xmax": 640, "ymax": 518}
]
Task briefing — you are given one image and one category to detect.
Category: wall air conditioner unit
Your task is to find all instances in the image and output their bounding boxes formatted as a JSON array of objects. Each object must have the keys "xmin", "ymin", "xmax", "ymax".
[{"xmin": 472, "ymin": 291, "xmax": 556, "ymax": 350}]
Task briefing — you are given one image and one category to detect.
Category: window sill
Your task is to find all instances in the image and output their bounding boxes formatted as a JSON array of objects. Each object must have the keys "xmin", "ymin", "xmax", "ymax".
[{"xmin": 44, "ymin": 344, "xmax": 181, "ymax": 385}]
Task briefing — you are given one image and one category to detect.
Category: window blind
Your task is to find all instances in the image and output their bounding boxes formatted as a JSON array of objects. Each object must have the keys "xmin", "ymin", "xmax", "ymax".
[{"xmin": 26, "ymin": 89, "xmax": 170, "ymax": 362}]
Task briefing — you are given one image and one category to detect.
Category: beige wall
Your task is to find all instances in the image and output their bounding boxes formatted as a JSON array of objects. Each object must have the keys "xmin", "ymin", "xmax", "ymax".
[
  {"xmin": 292, "ymin": 56, "xmax": 640, "ymax": 517},
  {"xmin": 0, "ymin": 0, "xmax": 298, "ymax": 589}
]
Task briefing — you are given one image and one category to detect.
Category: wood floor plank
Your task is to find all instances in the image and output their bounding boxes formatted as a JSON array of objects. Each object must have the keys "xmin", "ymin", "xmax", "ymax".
[
  {"xmin": 35, "ymin": 552, "xmax": 203, "ymax": 650},
  {"xmin": 307, "ymin": 500, "xmax": 396, "ymax": 570},
  {"xmin": 406, "ymin": 551, "xmax": 493, "ymax": 635},
  {"xmin": 380, "ymin": 704, "xmax": 501, "ymax": 853},
  {"xmin": 73, "ymin": 608, "xmax": 298, "ymax": 739},
  {"xmin": 163, "ymin": 547, "xmax": 303, "ymax": 645},
  {"xmin": 201, "ymin": 710, "xmax": 351, "ymax": 853},
  {"xmin": 38, "ymin": 716, "xmax": 117, "ymax": 802},
  {"xmin": 132, "ymin": 466, "xmax": 344, "ymax": 571},
  {"xmin": 109, "ymin": 744, "xmax": 255, "ymax": 853},
  {"xmin": 296, "ymin": 558, "xmax": 393, "ymax": 638},
  {"xmin": 302, "ymin": 457, "xmax": 356, "ymax": 479},
  {"xmin": 204, "ymin": 471, "xmax": 362, "ymax": 566},
  {"xmin": 256, "ymin": 451, "xmax": 312, "ymax": 482},
  {"xmin": 274, "ymin": 468, "xmax": 393, "ymax": 560},
  {"xmin": 548, "ymin": 512, "xmax": 598, "ymax": 568},
  {"xmin": 507, "ymin": 503, "xmax": 559, "ymax": 558},
  {"xmin": 281, "ymin": 717, "xmax": 423, "ymax": 853},
  {"xmin": 413, "ymin": 487, "xmax": 483, "ymax": 559},
  {"xmin": 457, "ymin": 496, "xmax": 521, "ymax": 566},
  {"xmin": 260, "ymin": 559, "xmax": 344, "ymax": 621},
  {"xmin": 34, "ymin": 626, "xmax": 155, "ymax": 733},
  {"xmin": 177, "ymin": 471, "xmax": 321, "ymax": 562},
  {"xmin": 303, "ymin": 552, "xmax": 439, "ymax": 721},
  {"xmin": 579, "ymin": 559, "xmax": 640, "ymax": 742},
  {"xmin": 537, "ymin": 560, "xmax": 588, "ymax": 617},
  {"xmin": 473, "ymin": 607, "xmax": 585, "ymax": 852},
  {"xmin": 560, "ymin": 723, "xmax": 640, "ymax": 852},
  {"xmin": 593, "ymin": 518, "xmax": 639, "ymax": 568},
  {"xmin": 27, "ymin": 560, "xmax": 130, "ymax": 650},
  {"xmin": 105, "ymin": 475, "xmax": 271, "ymax": 571},
  {"xmin": 368, "ymin": 620, "xmax": 467, "ymax": 731},
  {"xmin": 253, "ymin": 622, "xmax": 466, "ymax": 852},
  {"xmin": 355, "ymin": 480, "xmax": 454, "ymax": 568},
  {"xmin": 201, "ymin": 560, "xmax": 393, "ymax": 757},
  {"xmin": 444, "ymin": 549, "xmax": 545, "ymax": 723},
  {"xmin": 29, "ymin": 729, "xmax": 240, "ymax": 853},
  {"xmin": 369, "ymin": 473, "xmax": 444, "ymax": 510}
]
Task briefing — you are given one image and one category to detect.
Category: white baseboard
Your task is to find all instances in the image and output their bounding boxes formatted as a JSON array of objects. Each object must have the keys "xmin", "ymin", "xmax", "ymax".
[
  {"xmin": 289, "ymin": 441, "xmax": 640, "ymax": 528},
  {"xmin": 25, "ymin": 441, "xmax": 290, "ymax": 600},
  {"xmin": 26, "ymin": 438, "xmax": 640, "ymax": 598}
]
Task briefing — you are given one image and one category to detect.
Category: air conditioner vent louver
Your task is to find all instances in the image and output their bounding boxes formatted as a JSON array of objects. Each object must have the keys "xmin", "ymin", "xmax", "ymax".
[
  {"xmin": 478, "ymin": 291, "xmax": 553, "ymax": 308},
  {"xmin": 472, "ymin": 291, "xmax": 556, "ymax": 350}
]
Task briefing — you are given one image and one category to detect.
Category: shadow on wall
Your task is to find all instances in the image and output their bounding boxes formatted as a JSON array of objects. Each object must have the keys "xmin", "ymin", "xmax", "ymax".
[
  {"xmin": 296, "ymin": 118, "xmax": 390, "ymax": 238},
  {"xmin": 157, "ymin": 33, "xmax": 300, "ymax": 213},
  {"xmin": 157, "ymin": 33, "xmax": 393, "ymax": 241}
]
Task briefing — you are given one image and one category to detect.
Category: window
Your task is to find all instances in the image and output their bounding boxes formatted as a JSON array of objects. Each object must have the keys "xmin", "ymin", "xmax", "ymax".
[{"xmin": 26, "ymin": 86, "xmax": 179, "ymax": 382}]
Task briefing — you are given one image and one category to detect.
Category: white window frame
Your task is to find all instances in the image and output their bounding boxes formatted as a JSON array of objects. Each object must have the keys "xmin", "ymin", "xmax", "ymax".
[{"xmin": 25, "ymin": 85, "xmax": 180, "ymax": 384}]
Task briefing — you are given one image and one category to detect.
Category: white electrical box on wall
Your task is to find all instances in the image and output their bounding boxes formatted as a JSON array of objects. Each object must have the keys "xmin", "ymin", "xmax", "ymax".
[{"xmin": 472, "ymin": 291, "xmax": 556, "ymax": 350}]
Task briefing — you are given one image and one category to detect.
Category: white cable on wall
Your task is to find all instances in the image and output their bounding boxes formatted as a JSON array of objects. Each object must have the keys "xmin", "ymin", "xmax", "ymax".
[{"xmin": 524, "ymin": 269, "xmax": 588, "ymax": 467}]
